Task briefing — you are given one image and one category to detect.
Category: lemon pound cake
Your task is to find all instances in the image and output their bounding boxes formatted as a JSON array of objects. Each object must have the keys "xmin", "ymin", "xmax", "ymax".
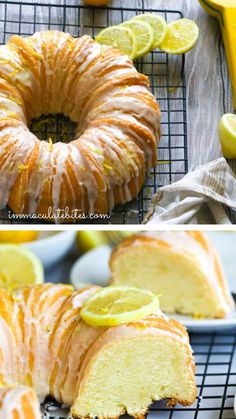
[
  {"xmin": 71, "ymin": 316, "xmax": 196, "ymax": 418},
  {"xmin": 0, "ymin": 386, "xmax": 41, "ymax": 419},
  {"xmin": 110, "ymin": 231, "xmax": 234, "ymax": 318},
  {"xmin": 0, "ymin": 284, "xmax": 196, "ymax": 418},
  {"xmin": 0, "ymin": 31, "xmax": 160, "ymax": 221}
]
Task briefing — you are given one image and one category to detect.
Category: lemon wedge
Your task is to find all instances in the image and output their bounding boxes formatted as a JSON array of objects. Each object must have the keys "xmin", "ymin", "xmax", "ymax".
[
  {"xmin": 80, "ymin": 286, "xmax": 159, "ymax": 326},
  {"xmin": 219, "ymin": 113, "xmax": 236, "ymax": 158},
  {"xmin": 95, "ymin": 26, "xmax": 136, "ymax": 59},
  {"xmin": 0, "ymin": 244, "xmax": 44, "ymax": 290},
  {"xmin": 121, "ymin": 20, "xmax": 154, "ymax": 59},
  {"xmin": 159, "ymin": 18, "xmax": 199, "ymax": 54},
  {"xmin": 132, "ymin": 13, "xmax": 167, "ymax": 48}
]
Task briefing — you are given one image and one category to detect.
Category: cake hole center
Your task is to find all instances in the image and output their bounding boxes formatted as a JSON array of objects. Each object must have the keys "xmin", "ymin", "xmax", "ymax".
[{"xmin": 29, "ymin": 114, "xmax": 76, "ymax": 144}]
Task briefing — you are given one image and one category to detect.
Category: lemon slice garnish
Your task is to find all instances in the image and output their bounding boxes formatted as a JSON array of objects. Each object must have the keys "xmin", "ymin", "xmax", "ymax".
[{"xmin": 80, "ymin": 286, "xmax": 159, "ymax": 326}]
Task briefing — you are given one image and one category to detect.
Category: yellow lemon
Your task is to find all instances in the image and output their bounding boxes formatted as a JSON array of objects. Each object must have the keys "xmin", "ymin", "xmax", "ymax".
[
  {"xmin": 0, "ymin": 231, "xmax": 38, "ymax": 244},
  {"xmin": 121, "ymin": 20, "xmax": 154, "ymax": 59},
  {"xmin": 95, "ymin": 26, "xmax": 136, "ymax": 59},
  {"xmin": 160, "ymin": 18, "xmax": 199, "ymax": 54},
  {"xmin": 0, "ymin": 244, "xmax": 44, "ymax": 290},
  {"xmin": 77, "ymin": 231, "xmax": 108, "ymax": 253},
  {"xmin": 132, "ymin": 13, "xmax": 167, "ymax": 49},
  {"xmin": 84, "ymin": 0, "xmax": 110, "ymax": 5},
  {"xmin": 219, "ymin": 113, "xmax": 236, "ymax": 158},
  {"xmin": 80, "ymin": 286, "xmax": 159, "ymax": 326}
]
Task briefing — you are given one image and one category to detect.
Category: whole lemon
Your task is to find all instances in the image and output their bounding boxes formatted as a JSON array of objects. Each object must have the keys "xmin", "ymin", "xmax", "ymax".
[
  {"xmin": 76, "ymin": 231, "xmax": 107, "ymax": 253},
  {"xmin": 0, "ymin": 231, "xmax": 38, "ymax": 243},
  {"xmin": 83, "ymin": 0, "xmax": 111, "ymax": 5}
]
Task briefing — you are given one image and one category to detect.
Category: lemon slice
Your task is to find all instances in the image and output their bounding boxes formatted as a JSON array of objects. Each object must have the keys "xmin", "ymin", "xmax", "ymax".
[
  {"xmin": 80, "ymin": 286, "xmax": 159, "ymax": 326},
  {"xmin": 95, "ymin": 26, "xmax": 136, "ymax": 59},
  {"xmin": 219, "ymin": 113, "xmax": 236, "ymax": 158},
  {"xmin": 0, "ymin": 244, "xmax": 44, "ymax": 290},
  {"xmin": 132, "ymin": 13, "xmax": 167, "ymax": 48},
  {"xmin": 159, "ymin": 18, "xmax": 199, "ymax": 54},
  {"xmin": 0, "ymin": 231, "xmax": 38, "ymax": 244},
  {"xmin": 121, "ymin": 20, "xmax": 154, "ymax": 59}
]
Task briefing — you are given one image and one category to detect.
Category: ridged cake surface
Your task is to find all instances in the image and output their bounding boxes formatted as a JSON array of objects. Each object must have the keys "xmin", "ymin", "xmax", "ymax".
[
  {"xmin": 0, "ymin": 386, "xmax": 41, "ymax": 419},
  {"xmin": 0, "ymin": 31, "xmax": 160, "ymax": 220},
  {"xmin": 0, "ymin": 284, "xmax": 196, "ymax": 418}
]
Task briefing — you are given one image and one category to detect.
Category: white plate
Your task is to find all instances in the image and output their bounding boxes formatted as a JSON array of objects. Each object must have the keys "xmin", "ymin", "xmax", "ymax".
[
  {"xmin": 24, "ymin": 231, "xmax": 76, "ymax": 269},
  {"xmin": 70, "ymin": 244, "xmax": 236, "ymax": 332},
  {"xmin": 172, "ymin": 311, "xmax": 236, "ymax": 332},
  {"xmin": 207, "ymin": 232, "xmax": 236, "ymax": 294},
  {"xmin": 71, "ymin": 245, "xmax": 112, "ymax": 289}
]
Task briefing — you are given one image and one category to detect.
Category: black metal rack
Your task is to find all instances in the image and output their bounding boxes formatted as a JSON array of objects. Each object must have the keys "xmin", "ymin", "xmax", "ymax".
[
  {"xmin": 41, "ymin": 331, "xmax": 236, "ymax": 419},
  {"xmin": 0, "ymin": 2, "xmax": 188, "ymax": 224}
]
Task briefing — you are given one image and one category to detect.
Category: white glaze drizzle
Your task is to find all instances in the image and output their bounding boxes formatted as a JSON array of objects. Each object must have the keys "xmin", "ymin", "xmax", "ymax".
[
  {"xmin": 0, "ymin": 31, "xmax": 160, "ymax": 218},
  {"xmin": 0, "ymin": 285, "xmax": 192, "ymax": 415},
  {"xmin": 0, "ymin": 386, "xmax": 41, "ymax": 419}
]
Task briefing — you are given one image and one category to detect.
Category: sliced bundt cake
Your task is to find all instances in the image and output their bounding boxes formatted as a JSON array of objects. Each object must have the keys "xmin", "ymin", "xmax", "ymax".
[
  {"xmin": 110, "ymin": 231, "xmax": 234, "ymax": 318},
  {"xmin": 71, "ymin": 315, "xmax": 196, "ymax": 418},
  {"xmin": 0, "ymin": 284, "xmax": 196, "ymax": 418}
]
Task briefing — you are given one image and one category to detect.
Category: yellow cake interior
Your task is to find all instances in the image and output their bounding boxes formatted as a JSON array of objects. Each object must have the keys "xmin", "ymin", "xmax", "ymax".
[
  {"xmin": 110, "ymin": 232, "xmax": 234, "ymax": 319},
  {"xmin": 72, "ymin": 333, "xmax": 196, "ymax": 418}
]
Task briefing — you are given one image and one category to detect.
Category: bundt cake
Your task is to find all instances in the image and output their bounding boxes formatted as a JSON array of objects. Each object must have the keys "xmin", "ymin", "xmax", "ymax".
[
  {"xmin": 0, "ymin": 386, "xmax": 41, "ymax": 419},
  {"xmin": 0, "ymin": 283, "xmax": 196, "ymax": 418},
  {"xmin": 110, "ymin": 231, "xmax": 234, "ymax": 318},
  {"xmin": 0, "ymin": 30, "xmax": 160, "ymax": 221}
]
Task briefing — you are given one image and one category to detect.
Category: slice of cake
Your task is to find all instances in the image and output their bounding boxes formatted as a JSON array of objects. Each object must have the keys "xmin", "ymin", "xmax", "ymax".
[
  {"xmin": 110, "ymin": 231, "xmax": 234, "ymax": 318},
  {"xmin": 71, "ymin": 314, "xmax": 196, "ymax": 418},
  {"xmin": 0, "ymin": 284, "xmax": 197, "ymax": 418},
  {"xmin": 0, "ymin": 386, "xmax": 41, "ymax": 419}
]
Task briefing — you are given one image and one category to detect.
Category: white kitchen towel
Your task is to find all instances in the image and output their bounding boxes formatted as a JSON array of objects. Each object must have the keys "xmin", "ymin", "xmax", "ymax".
[{"xmin": 143, "ymin": 158, "xmax": 236, "ymax": 224}]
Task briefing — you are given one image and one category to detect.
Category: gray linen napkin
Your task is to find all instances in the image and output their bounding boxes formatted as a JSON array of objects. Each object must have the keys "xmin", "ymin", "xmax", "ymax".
[{"xmin": 143, "ymin": 158, "xmax": 236, "ymax": 225}]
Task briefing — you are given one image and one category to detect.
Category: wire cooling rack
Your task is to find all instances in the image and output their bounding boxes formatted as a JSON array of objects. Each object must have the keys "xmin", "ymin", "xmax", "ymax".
[
  {"xmin": 0, "ymin": 2, "xmax": 187, "ymax": 224},
  {"xmin": 40, "ymin": 331, "xmax": 236, "ymax": 419}
]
